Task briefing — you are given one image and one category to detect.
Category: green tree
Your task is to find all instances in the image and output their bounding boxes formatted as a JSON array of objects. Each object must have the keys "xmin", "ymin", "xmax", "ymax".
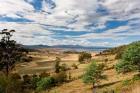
[
  {"xmin": 0, "ymin": 29, "xmax": 27, "ymax": 76},
  {"xmin": 78, "ymin": 52, "xmax": 92, "ymax": 63},
  {"xmin": 115, "ymin": 41, "xmax": 140, "ymax": 73},
  {"xmin": 83, "ymin": 61, "xmax": 106, "ymax": 92},
  {"xmin": 54, "ymin": 57, "xmax": 61, "ymax": 73}
]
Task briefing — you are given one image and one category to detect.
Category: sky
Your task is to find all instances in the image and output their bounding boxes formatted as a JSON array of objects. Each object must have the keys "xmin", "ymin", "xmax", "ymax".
[{"xmin": 0, "ymin": 0, "xmax": 140, "ymax": 47}]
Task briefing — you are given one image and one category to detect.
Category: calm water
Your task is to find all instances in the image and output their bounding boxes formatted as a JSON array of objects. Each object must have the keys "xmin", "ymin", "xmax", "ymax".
[{"xmin": 60, "ymin": 48, "xmax": 108, "ymax": 52}]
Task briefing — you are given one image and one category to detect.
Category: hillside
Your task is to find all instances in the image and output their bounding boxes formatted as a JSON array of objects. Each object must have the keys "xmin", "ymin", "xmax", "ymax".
[
  {"xmin": 14, "ymin": 41, "xmax": 140, "ymax": 93},
  {"xmin": 0, "ymin": 40, "xmax": 139, "ymax": 93},
  {"xmin": 24, "ymin": 45, "xmax": 110, "ymax": 51}
]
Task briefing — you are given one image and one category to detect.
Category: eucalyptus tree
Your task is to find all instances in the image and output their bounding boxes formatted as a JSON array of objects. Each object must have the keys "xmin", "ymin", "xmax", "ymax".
[
  {"xmin": 0, "ymin": 29, "xmax": 27, "ymax": 76},
  {"xmin": 83, "ymin": 61, "xmax": 106, "ymax": 93}
]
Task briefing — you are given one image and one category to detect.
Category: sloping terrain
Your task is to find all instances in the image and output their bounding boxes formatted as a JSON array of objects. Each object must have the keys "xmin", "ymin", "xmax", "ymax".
[{"xmin": 15, "ymin": 49, "xmax": 140, "ymax": 93}]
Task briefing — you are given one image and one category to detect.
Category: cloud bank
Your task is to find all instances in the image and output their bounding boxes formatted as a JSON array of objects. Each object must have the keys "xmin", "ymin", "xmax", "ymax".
[{"xmin": 0, "ymin": 0, "xmax": 140, "ymax": 47}]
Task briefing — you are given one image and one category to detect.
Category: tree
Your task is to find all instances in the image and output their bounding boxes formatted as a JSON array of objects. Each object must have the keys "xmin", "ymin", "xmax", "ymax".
[
  {"xmin": 78, "ymin": 52, "xmax": 92, "ymax": 63},
  {"xmin": 54, "ymin": 57, "xmax": 61, "ymax": 73},
  {"xmin": 115, "ymin": 41, "xmax": 140, "ymax": 73},
  {"xmin": 0, "ymin": 29, "xmax": 27, "ymax": 76},
  {"xmin": 83, "ymin": 61, "xmax": 106, "ymax": 92}
]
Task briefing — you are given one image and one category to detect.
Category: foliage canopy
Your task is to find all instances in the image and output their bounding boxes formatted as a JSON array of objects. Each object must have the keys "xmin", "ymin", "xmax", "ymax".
[
  {"xmin": 79, "ymin": 52, "xmax": 92, "ymax": 63},
  {"xmin": 115, "ymin": 41, "xmax": 140, "ymax": 73},
  {"xmin": 83, "ymin": 61, "xmax": 106, "ymax": 86},
  {"xmin": 0, "ymin": 29, "xmax": 27, "ymax": 76}
]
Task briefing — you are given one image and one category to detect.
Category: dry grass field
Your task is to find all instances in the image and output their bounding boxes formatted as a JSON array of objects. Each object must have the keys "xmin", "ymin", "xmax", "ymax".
[{"xmin": 15, "ymin": 49, "xmax": 140, "ymax": 93}]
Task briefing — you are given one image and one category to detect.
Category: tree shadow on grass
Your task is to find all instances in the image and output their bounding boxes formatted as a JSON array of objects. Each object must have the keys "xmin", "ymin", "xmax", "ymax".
[{"xmin": 96, "ymin": 80, "xmax": 121, "ymax": 88}]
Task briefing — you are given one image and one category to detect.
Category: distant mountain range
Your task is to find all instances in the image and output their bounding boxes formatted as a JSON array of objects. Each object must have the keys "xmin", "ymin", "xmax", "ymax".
[{"xmin": 23, "ymin": 45, "xmax": 111, "ymax": 50}]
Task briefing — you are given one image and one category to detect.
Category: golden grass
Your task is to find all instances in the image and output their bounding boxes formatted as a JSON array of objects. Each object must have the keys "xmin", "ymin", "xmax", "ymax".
[{"xmin": 15, "ymin": 51, "xmax": 140, "ymax": 93}]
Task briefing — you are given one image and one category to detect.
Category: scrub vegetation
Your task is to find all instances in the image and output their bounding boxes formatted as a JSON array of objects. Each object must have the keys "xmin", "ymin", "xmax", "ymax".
[{"xmin": 0, "ymin": 29, "xmax": 140, "ymax": 93}]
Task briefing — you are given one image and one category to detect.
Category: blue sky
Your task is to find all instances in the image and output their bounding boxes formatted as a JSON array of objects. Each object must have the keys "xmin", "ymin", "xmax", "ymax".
[{"xmin": 0, "ymin": 0, "xmax": 140, "ymax": 47}]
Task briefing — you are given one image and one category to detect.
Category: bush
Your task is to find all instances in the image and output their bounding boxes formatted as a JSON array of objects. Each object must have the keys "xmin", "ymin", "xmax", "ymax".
[
  {"xmin": 71, "ymin": 63, "xmax": 78, "ymax": 69},
  {"xmin": 23, "ymin": 75, "xmax": 31, "ymax": 84},
  {"xmin": 53, "ymin": 71, "xmax": 67, "ymax": 84},
  {"xmin": 36, "ymin": 77, "xmax": 55, "ymax": 92},
  {"xmin": 115, "ymin": 60, "xmax": 137, "ymax": 73},
  {"xmin": 115, "ymin": 41, "xmax": 140, "ymax": 73},
  {"xmin": 54, "ymin": 57, "xmax": 61, "ymax": 73},
  {"xmin": 104, "ymin": 58, "xmax": 108, "ymax": 62},
  {"xmin": 102, "ymin": 45, "xmax": 127, "ymax": 56},
  {"xmin": 9, "ymin": 73, "xmax": 21, "ymax": 80},
  {"xmin": 68, "ymin": 72, "xmax": 72, "ymax": 81},
  {"xmin": 122, "ymin": 79, "xmax": 132, "ymax": 86},
  {"xmin": 132, "ymin": 74, "xmax": 140, "ymax": 81},
  {"xmin": 6, "ymin": 79, "xmax": 23, "ymax": 93},
  {"xmin": 21, "ymin": 56, "xmax": 32, "ymax": 62},
  {"xmin": 31, "ymin": 75, "xmax": 40, "ymax": 89},
  {"xmin": 39, "ymin": 72, "xmax": 50, "ymax": 78},
  {"xmin": 60, "ymin": 63, "xmax": 68, "ymax": 71},
  {"xmin": 0, "ymin": 73, "xmax": 7, "ymax": 93},
  {"xmin": 0, "ymin": 73, "xmax": 24, "ymax": 93},
  {"xmin": 79, "ymin": 52, "xmax": 92, "ymax": 63},
  {"xmin": 115, "ymin": 51, "xmax": 124, "ymax": 59}
]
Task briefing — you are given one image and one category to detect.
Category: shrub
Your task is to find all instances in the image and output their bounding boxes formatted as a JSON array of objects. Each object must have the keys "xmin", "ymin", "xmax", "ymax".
[
  {"xmin": 115, "ymin": 60, "xmax": 137, "ymax": 73},
  {"xmin": 0, "ymin": 73, "xmax": 24, "ymax": 93},
  {"xmin": 0, "ymin": 73, "xmax": 7, "ymax": 93},
  {"xmin": 23, "ymin": 75, "xmax": 31, "ymax": 84},
  {"xmin": 115, "ymin": 41, "xmax": 140, "ymax": 73},
  {"xmin": 71, "ymin": 63, "xmax": 78, "ymax": 69},
  {"xmin": 104, "ymin": 58, "xmax": 108, "ymax": 62},
  {"xmin": 6, "ymin": 79, "xmax": 23, "ymax": 93},
  {"xmin": 102, "ymin": 90, "xmax": 108, "ymax": 93},
  {"xmin": 68, "ymin": 72, "xmax": 72, "ymax": 81},
  {"xmin": 31, "ymin": 76, "xmax": 40, "ymax": 89},
  {"xmin": 9, "ymin": 73, "xmax": 21, "ymax": 80},
  {"xmin": 122, "ymin": 79, "xmax": 132, "ymax": 86},
  {"xmin": 39, "ymin": 72, "xmax": 50, "ymax": 78},
  {"xmin": 132, "ymin": 74, "xmax": 140, "ymax": 81},
  {"xmin": 21, "ymin": 56, "xmax": 32, "ymax": 62},
  {"xmin": 36, "ymin": 77, "xmax": 55, "ymax": 92},
  {"xmin": 102, "ymin": 45, "xmax": 127, "ymax": 56},
  {"xmin": 60, "ymin": 63, "xmax": 68, "ymax": 71},
  {"xmin": 79, "ymin": 52, "xmax": 92, "ymax": 63},
  {"xmin": 53, "ymin": 71, "xmax": 67, "ymax": 84},
  {"xmin": 54, "ymin": 57, "xmax": 61, "ymax": 73},
  {"xmin": 115, "ymin": 51, "xmax": 124, "ymax": 59}
]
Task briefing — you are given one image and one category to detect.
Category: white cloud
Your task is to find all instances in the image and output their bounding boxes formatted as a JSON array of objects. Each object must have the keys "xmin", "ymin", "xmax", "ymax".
[
  {"xmin": 101, "ymin": 0, "xmax": 140, "ymax": 19},
  {"xmin": 0, "ymin": 0, "xmax": 140, "ymax": 46},
  {"xmin": 0, "ymin": 0, "xmax": 34, "ymax": 18},
  {"xmin": 0, "ymin": 22, "xmax": 53, "ymax": 44}
]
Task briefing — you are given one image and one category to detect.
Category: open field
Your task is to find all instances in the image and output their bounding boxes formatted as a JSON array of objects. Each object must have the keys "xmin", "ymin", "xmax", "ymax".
[{"xmin": 15, "ymin": 49, "xmax": 140, "ymax": 93}]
